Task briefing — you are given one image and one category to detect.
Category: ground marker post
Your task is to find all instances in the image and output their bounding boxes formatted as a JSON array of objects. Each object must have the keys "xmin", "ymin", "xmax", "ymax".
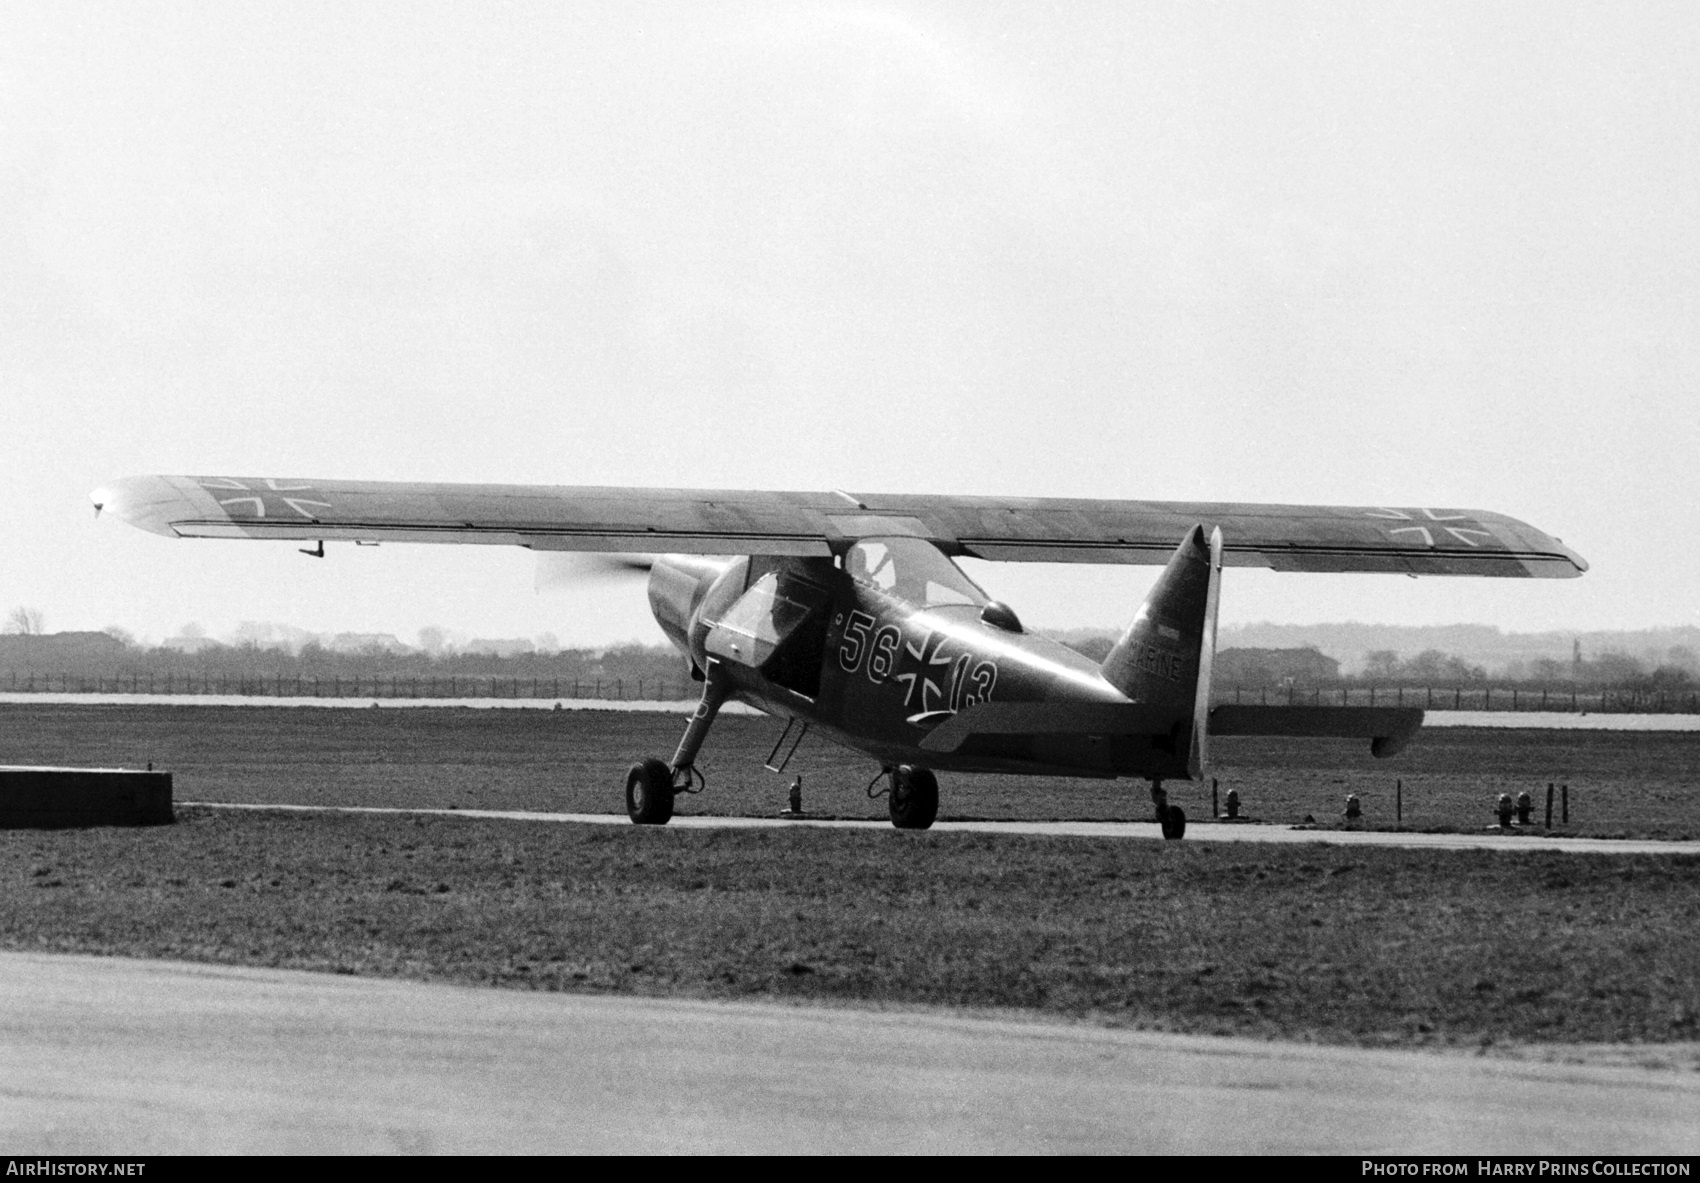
[
  {"xmin": 1212, "ymin": 778, "xmax": 1219, "ymax": 819},
  {"xmin": 1545, "ymin": 782, "xmax": 1554, "ymax": 829},
  {"xmin": 781, "ymin": 775, "xmax": 807, "ymax": 819},
  {"xmin": 1396, "ymin": 778, "xmax": 1402, "ymax": 826},
  {"xmin": 1562, "ymin": 783, "xmax": 1569, "ymax": 824}
]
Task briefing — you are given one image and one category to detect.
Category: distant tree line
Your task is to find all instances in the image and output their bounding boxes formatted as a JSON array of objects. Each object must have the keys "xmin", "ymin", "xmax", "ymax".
[
  {"xmin": 2, "ymin": 621, "xmax": 1695, "ymax": 698},
  {"xmin": 4, "ymin": 606, "xmax": 45, "ymax": 636},
  {"xmin": 0, "ymin": 629, "xmax": 692, "ymax": 694},
  {"xmin": 1360, "ymin": 647, "xmax": 1696, "ymax": 691},
  {"xmin": 1237, "ymin": 645, "xmax": 1695, "ymax": 692},
  {"xmin": 1055, "ymin": 633, "xmax": 1697, "ymax": 692}
]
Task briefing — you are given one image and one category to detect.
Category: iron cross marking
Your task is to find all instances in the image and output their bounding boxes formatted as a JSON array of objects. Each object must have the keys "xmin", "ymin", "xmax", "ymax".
[
  {"xmin": 197, "ymin": 478, "xmax": 333, "ymax": 522},
  {"xmin": 1364, "ymin": 507, "xmax": 1495, "ymax": 548},
  {"xmin": 894, "ymin": 628, "xmax": 955, "ymax": 712}
]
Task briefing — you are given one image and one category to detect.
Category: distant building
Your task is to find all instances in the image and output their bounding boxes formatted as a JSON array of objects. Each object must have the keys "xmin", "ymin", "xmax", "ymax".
[
  {"xmin": 157, "ymin": 634, "xmax": 221, "ymax": 654},
  {"xmin": 1215, "ymin": 646, "xmax": 1340, "ymax": 686},
  {"xmin": 460, "ymin": 637, "xmax": 537, "ymax": 658},
  {"xmin": 325, "ymin": 633, "xmax": 411, "ymax": 655},
  {"xmin": 0, "ymin": 631, "xmax": 133, "ymax": 671}
]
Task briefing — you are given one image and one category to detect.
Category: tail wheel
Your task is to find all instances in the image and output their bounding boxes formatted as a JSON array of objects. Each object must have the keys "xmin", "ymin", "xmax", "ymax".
[
  {"xmin": 626, "ymin": 758, "xmax": 675, "ymax": 825},
  {"xmin": 1160, "ymin": 805, "xmax": 1187, "ymax": 840},
  {"xmin": 889, "ymin": 765, "xmax": 939, "ymax": 830}
]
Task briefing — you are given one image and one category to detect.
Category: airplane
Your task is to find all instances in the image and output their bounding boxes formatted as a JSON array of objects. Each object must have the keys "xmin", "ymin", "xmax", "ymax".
[{"xmin": 90, "ymin": 476, "xmax": 1585, "ymax": 837}]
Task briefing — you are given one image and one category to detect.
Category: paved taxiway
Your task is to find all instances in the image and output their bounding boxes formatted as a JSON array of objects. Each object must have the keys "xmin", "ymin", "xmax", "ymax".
[
  {"xmin": 194, "ymin": 801, "xmax": 1700, "ymax": 855},
  {"xmin": 2, "ymin": 950, "xmax": 1695, "ymax": 1155}
]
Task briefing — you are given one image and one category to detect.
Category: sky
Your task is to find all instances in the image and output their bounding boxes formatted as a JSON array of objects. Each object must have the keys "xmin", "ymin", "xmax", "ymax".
[{"xmin": 2, "ymin": 1, "xmax": 1696, "ymax": 648}]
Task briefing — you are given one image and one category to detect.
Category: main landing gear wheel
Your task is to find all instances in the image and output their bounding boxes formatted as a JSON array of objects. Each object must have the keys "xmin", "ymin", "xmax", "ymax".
[
  {"xmin": 889, "ymin": 765, "xmax": 939, "ymax": 830},
  {"xmin": 626, "ymin": 758, "xmax": 675, "ymax": 825},
  {"xmin": 1160, "ymin": 805, "xmax": 1187, "ymax": 840}
]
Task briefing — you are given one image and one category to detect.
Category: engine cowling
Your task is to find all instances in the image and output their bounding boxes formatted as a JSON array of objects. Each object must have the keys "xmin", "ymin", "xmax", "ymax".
[{"xmin": 646, "ymin": 555, "xmax": 740, "ymax": 665}]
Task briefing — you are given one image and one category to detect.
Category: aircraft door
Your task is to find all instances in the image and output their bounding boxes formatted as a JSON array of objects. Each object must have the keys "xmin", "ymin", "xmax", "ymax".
[{"xmin": 703, "ymin": 564, "xmax": 833, "ymax": 699}]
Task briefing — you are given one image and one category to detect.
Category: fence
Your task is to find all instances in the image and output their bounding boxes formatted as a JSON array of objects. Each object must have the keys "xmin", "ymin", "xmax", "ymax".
[
  {"xmin": 1219, "ymin": 684, "xmax": 1700, "ymax": 714},
  {"xmin": 1, "ymin": 672, "xmax": 690, "ymax": 701},
  {"xmin": 5, "ymin": 672, "xmax": 1699, "ymax": 713}
]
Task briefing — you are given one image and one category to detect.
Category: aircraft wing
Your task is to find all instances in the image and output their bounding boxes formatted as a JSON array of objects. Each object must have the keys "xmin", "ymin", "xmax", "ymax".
[{"xmin": 90, "ymin": 475, "xmax": 1586, "ymax": 577}]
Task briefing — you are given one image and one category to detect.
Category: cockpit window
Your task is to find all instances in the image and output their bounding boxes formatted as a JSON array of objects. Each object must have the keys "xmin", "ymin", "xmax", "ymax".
[{"xmin": 845, "ymin": 537, "xmax": 988, "ymax": 608}]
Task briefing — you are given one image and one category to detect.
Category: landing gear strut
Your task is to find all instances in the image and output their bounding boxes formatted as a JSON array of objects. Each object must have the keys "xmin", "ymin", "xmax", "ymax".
[
  {"xmin": 626, "ymin": 659, "xmax": 730, "ymax": 826},
  {"xmin": 1151, "ymin": 779, "xmax": 1187, "ymax": 840}
]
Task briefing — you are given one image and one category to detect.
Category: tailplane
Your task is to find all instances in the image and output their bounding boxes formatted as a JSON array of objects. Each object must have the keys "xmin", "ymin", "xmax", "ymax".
[{"xmin": 1100, "ymin": 526, "xmax": 1420, "ymax": 777}]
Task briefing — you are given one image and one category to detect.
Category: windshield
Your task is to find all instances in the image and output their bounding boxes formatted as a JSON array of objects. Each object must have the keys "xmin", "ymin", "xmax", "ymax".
[{"xmin": 845, "ymin": 537, "xmax": 988, "ymax": 608}]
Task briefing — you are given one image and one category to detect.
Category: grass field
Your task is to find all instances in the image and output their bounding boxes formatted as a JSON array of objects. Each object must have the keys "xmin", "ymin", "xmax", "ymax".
[
  {"xmin": 1, "ymin": 703, "xmax": 1697, "ymax": 838},
  {"xmin": 1, "ymin": 703, "xmax": 1697, "ymax": 1051},
  {"xmin": 2, "ymin": 807, "xmax": 1695, "ymax": 1050}
]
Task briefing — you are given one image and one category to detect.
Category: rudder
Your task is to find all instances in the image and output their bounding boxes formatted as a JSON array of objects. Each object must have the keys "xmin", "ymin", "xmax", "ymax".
[{"xmin": 1101, "ymin": 527, "xmax": 1223, "ymax": 779}]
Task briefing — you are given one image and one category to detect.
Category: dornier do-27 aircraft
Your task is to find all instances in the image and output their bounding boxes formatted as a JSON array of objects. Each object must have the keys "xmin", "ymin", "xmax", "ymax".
[{"xmin": 91, "ymin": 477, "xmax": 1585, "ymax": 837}]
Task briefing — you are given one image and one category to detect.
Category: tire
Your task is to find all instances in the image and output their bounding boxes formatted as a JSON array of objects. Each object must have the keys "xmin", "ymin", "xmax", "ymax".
[
  {"xmin": 889, "ymin": 765, "xmax": 939, "ymax": 830},
  {"xmin": 1161, "ymin": 805, "xmax": 1187, "ymax": 840},
  {"xmin": 626, "ymin": 758, "xmax": 675, "ymax": 825}
]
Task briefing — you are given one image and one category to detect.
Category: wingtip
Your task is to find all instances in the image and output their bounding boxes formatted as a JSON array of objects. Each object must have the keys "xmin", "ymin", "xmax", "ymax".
[
  {"xmin": 1538, "ymin": 538, "xmax": 1589, "ymax": 578},
  {"xmin": 88, "ymin": 475, "xmax": 196, "ymax": 537}
]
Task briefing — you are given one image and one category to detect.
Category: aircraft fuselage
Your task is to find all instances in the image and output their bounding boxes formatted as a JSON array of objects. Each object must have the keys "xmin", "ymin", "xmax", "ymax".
[{"xmin": 649, "ymin": 549, "xmax": 1191, "ymax": 781}]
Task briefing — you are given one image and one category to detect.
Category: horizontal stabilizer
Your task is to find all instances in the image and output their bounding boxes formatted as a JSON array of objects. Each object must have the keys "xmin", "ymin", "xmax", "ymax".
[
  {"xmin": 1207, "ymin": 705, "xmax": 1424, "ymax": 758},
  {"xmin": 919, "ymin": 701, "xmax": 1183, "ymax": 754}
]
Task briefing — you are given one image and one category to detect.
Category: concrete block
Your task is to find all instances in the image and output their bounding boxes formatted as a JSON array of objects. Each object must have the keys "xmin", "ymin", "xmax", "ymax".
[{"xmin": 0, "ymin": 766, "xmax": 173, "ymax": 828}]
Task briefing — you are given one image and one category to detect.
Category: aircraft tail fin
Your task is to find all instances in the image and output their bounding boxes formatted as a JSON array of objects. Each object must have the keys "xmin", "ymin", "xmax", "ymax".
[{"xmin": 1100, "ymin": 526, "xmax": 1223, "ymax": 777}]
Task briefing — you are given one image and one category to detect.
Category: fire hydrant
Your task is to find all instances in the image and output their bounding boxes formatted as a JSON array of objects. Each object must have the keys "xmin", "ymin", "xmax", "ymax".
[
  {"xmin": 1343, "ymin": 794, "xmax": 1362, "ymax": 821},
  {"xmin": 1496, "ymin": 793, "xmax": 1514, "ymax": 828},
  {"xmin": 1224, "ymin": 788, "xmax": 1241, "ymax": 820},
  {"xmin": 1515, "ymin": 791, "xmax": 1533, "ymax": 825}
]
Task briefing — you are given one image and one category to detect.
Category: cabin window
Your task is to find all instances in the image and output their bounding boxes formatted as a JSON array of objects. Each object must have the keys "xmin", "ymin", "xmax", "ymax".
[
  {"xmin": 845, "ymin": 537, "xmax": 988, "ymax": 608},
  {"xmin": 714, "ymin": 572, "xmax": 825, "ymax": 646}
]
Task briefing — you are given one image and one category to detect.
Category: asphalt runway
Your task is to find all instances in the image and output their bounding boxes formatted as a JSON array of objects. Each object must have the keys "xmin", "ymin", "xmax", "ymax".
[
  {"xmin": 2, "ymin": 950, "xmax": 1694, "ymax": 1155},
  {"xmin": 192, "ymin": 801, "xmax": 1700, "ymax": 855}
]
